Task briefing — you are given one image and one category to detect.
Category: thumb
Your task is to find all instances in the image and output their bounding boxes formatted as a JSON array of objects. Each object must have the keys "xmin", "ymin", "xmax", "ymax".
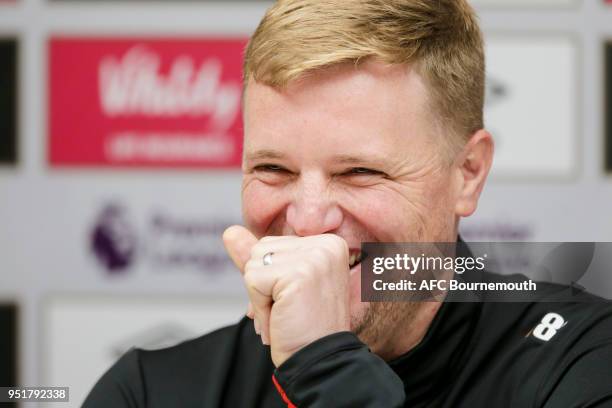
[{"xmin": 223, "ymin": 225, "xmax": 258, "ymax": 274}]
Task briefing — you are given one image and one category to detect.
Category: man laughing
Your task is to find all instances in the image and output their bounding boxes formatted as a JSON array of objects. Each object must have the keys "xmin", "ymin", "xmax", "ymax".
[{"xmin": 84, "ymin": 1, "xmax": 612, "ymax": 407}]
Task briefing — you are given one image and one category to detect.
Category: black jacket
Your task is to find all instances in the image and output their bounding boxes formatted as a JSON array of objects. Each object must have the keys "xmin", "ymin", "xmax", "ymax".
[{"xmin": 83, "ymin": 272, "xmax": 612, "ymax": 408}]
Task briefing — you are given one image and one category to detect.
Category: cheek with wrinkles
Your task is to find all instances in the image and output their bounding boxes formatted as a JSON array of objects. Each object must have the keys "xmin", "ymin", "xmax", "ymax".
[
  {"xmin": 338, "ymin": 180, "xmax": 450, "ymax": 242},
  {"xmin": 242, "ymin": 180, "xmax": 292, "ymax": 235},
  {"xmin": 335, "ymin": 189, "xmax": 404, "ymax": 241}
]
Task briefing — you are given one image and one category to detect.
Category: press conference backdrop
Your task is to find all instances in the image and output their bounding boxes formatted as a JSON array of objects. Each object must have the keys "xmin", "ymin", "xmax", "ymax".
[{"xmin": 0, "ymin": 0, "xmax": 612, "ymax": 406}]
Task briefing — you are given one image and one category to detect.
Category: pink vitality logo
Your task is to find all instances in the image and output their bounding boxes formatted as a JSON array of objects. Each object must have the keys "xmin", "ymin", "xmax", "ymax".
[{"xmin": 48, "ymin": 37, "xmax": 247, "ymax": 168}]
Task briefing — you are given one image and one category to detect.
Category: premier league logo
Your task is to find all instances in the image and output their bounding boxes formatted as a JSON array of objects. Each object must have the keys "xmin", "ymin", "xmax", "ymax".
[
  {"xmin": 89, "ymin": 201, "xmax": 236, "ymax": 276},
  {"xmin": 90, "ymin": 203, "xmax": 138, "ymax": 273}
]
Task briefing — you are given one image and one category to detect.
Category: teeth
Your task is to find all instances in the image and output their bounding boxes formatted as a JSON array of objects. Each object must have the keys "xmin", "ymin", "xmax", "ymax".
[{"xmin": 349, "ymin": 251, "xmax": 362, "ymax": 268}]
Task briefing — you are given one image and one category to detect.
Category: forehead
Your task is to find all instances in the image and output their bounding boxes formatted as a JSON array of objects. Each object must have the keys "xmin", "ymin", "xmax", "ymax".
[{"xmin": 243, "ymin": 60, "xmax": 434, "ymax": 155}]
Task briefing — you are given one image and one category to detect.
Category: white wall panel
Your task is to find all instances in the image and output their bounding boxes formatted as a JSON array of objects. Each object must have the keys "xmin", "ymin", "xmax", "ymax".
[{"xmin": 42, "ymin": 295, "xmax": 247, "ymax": 407}]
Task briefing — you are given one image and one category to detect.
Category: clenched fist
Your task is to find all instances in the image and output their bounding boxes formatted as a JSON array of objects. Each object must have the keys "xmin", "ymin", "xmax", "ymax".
[{"xmin": 223, "ymin": 225, "xmax": 351, "ymax": 367}]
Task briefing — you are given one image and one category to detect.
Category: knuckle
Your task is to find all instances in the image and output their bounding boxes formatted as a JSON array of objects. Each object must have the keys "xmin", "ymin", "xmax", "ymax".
[
  {"xmin": 314, "ymin": 245, "xmax": 340, "ymax": 268},
  {"xmin": 322, "ymin": 234, "xmax": 347, "ymax": 253},
  {"xmin": 244, "ymin": 259, "xmax": 259, "ymax": 273},
  {"xmin": 295, "ymin": 261, "xmax": 314, "ymax": 279},
  {"xmin": 249, "ymin": 243, "xmax": 268, "ymax": 260},
  {"xmin": 249, "ymin": 244, "xmax": 260, "ymax": 260},
  {"xmin": 333, "ymin": 235, "xmax": 349, "ymax": 253},
  {"xmin": 243, "ymin": 269, "xmax": 258, "ymax": 287},
  {"xmin": 311, "ymin": 246, "xmax": 330, "ymax": 260}
]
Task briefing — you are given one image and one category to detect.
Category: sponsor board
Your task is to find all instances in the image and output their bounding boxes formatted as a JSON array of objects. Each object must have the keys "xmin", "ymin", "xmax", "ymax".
[
  {"xmin": 49, "ymin": 37, "xmax": 247, "ymax": 168},
  {"xmin": 88, "ymin": 200, "xmax": 239, "ymax": 277},
  {"xmin": 43, "ymin": 294, "xmax": 247, "ymax": 406},
  {"xmin": 0, "ymin": 39, "xmax": 17, "ymax": 165},
  {"xmin": 485, "ymin": 35, "xmax": 577, "ymax": 179},
  {"xmin": 0, "ymin": 176, "xmax": 244, "ymax": 295}
]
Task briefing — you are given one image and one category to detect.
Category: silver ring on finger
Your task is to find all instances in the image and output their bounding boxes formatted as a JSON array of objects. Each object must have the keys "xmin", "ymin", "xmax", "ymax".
[{"xmin": 262, "ymin": 252, "xmax": 274, "ymax": 266}]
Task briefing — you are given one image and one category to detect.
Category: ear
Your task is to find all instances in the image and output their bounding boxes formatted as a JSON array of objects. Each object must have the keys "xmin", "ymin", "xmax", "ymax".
[{"xmin": 454, "ymin": 129, "xmax": 494, "ymax": 217}]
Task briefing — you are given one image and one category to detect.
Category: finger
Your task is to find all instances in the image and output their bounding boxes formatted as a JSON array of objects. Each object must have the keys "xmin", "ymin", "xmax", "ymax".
[
  {"xmin": 259, "ymin": 235, "xmax": 295, "ymax": 243},
  {"xmin": 244, "ymin": 251, "xmax": 314, "ymax": 346},
  {"xmin": 244, "ymin": 259, "xmax": 286, "ymax": 297},
  {"xmin": 244, "ymin": 263, "xmax": 282, "ymax": 345},
  {"xmin": 250, "ymin": 294, "xmax": 272, "ymax": 345},
  {"xmin": 249, "ymin": 233, "xmax": 347, "ymax": 262},
  {"xmin": 250, "ymin": 301, "xmax": 272, "ymax": 345},
  {"xmin": 259, "ymin": 303, "xmax": 272, "ymax": 345},
  {"xmin": 249, "ymin": 239, "xmax": 302, "ymax": 262},
  {"xmin": 223, "ymin": 225, "xmax": 258, "ymax": 273}
]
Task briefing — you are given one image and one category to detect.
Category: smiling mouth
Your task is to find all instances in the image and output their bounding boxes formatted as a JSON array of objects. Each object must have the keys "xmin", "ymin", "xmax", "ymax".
[{"xmin": 349, "ymin": 249, "xmax": 365, "ymax": 269}]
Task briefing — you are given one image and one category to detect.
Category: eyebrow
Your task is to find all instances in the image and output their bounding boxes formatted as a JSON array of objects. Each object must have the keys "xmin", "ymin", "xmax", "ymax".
[
  {"xmin": 244, "ymin": 149, "xmax": 287, "ymax": 162},
  {"xmin": 244, "ymin": 150, "xmax": 388, "ymax": 167},
  {"xmin": 331, "ymin": 154, "xmax": 381, "ymax": 165}
]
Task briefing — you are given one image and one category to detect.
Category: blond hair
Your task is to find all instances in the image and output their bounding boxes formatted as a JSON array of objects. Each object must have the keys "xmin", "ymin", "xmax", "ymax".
[{"xmin": 244, "ymin": 0, "xmax": 485, "ymax": 150}]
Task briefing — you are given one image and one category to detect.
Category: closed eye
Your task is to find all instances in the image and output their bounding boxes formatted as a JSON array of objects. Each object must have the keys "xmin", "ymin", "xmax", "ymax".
[
  {"xmin": 344, "ymin": 167, "xmax": 386, "ymax": 176},
  {"xmin": 253, "ymin": 164, "xmax": 289, "ymax": 173}
]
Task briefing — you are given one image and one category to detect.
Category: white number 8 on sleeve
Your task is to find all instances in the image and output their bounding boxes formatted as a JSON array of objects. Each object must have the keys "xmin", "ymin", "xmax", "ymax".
[{"xmin": 532, "ymin": 312, "xmax": 566, "ymax": 341}]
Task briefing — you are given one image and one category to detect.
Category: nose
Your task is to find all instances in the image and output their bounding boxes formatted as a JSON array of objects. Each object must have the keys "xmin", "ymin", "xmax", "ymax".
[{"xmin": 286, "ymin": 172, "xmax": 343, "ymax": 236}]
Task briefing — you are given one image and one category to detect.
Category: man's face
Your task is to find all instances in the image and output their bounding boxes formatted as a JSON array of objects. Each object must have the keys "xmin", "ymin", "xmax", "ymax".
[{"xmin": 242, "ymin": 60, "xmax": 462, "ymax": 348}]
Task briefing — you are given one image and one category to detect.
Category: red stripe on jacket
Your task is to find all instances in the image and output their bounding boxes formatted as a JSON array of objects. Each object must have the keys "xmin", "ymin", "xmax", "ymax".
[{"xmin": 272, "ymin": 374, "xmax": 298, "ymax": 408}]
